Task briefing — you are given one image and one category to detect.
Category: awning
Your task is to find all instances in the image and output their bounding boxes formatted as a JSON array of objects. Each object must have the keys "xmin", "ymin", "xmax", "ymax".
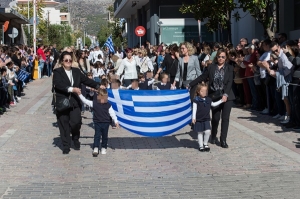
[{"xmin": 0, "ymin": 8, "xmax": 29, "ymax": 24}]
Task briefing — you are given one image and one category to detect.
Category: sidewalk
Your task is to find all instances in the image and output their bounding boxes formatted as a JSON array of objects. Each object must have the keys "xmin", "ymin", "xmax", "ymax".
[{"xmin": 0, "ymin": 77, "xmax": 299, "ymax": 198}]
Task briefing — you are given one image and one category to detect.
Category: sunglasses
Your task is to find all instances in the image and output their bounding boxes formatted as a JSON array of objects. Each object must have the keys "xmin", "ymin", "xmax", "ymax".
[
  {"xmin": 64, "ymin": 59, "xmax": 72, "ymax": 63},
  {"xmin": 272, "ymin": 49, "xmax": 279, "ymax": 54},
  {"xmin": 218, "ymin": 56, "xmax": 226, "ymax": 59}
]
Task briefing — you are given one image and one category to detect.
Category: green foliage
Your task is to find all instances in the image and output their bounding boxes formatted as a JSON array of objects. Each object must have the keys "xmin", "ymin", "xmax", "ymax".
[
  {"xmin": 17, "ymin": 0, "xmax": 45, "ymax": 19},
  {"xmin": 180, "ymin": 0, "xmax": 236, "ymax": 33},
  {"xmin": 41, "ymin": 24, "xmax": 74, "ymax": 48},
  {"xmin": 60, "ymin": 6, "xmax": 68, "ymax": 13},
  {"xmin": 180, "ymin": 0, "xmax": 278, "ymax": 40},
  {"xmin": 85, "ymin": 36, "xmax": 91, "ymax": 47},
  {"xmin": 96, "ymin": 5, "xmax": 127, "ymax": 49},
  {"xmin": 237, "ymin": 0, "xmax": 278, "ymax": 38}
]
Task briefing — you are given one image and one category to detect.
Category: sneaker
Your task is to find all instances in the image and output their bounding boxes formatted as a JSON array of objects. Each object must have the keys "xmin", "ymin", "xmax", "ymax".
[
  {"xmin": 9, "ymin": 102, "xmax": 16, "ymax": 106},
  {"xmin": 278, "ymin": 115, "xmax": 286, "ymax": 121},
  {"xmin": 280, "ymin": 116, "xmax": 290, "ymax": 124},
  {"xmin": 272, "ymin": 114, "xmax": 281, "ymax": 119},
  {"xmin": 260, "ymin": 108, "xmax": 269, "ymax": 114},
  {"xmin": 16, "ymin": 97, "xmax": 21, "ymax": 101},
  {"xmin": 101, "ymin": 148, "xmax": 107, "ymax": 155},
  {"xmin": 93, "ymin": 147, "xmax": 99, "ymax": 156}
]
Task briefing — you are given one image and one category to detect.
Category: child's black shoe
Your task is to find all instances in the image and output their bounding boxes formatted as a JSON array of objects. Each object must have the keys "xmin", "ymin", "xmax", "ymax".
[
  {"xmin": 199, "ymin": 147, "xmax": 205, "ymax": 152},
  {"xmin": 204, "ymin": 145, "xmax": 210, "ymax": 152}
]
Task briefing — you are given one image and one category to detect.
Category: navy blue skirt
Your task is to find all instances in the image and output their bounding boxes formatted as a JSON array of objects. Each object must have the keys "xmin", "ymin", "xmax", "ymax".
[{"xmin": 194, "ymin": 121, "xmax": 211, "ymax": 132}]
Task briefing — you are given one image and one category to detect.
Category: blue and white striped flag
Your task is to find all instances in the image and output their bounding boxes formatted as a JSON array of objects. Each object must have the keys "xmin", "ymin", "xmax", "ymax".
[
  {"xmin": 104, "ymin": 35, "xmax": 115, "ymax": 53},
  {"xmin": 17, "ymin": 69, "xmax": 30, "ymax": 82},
  {"xmin": 108, "ymin": 89, "xmax": 192, "ymax": 137}
]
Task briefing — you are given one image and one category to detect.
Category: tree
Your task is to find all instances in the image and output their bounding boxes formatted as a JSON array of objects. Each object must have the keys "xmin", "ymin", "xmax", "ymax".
[
  {"xmin": 85, "ymin": 36, "xmax": 91, "ymax": 47},
  {"xmin": 60, "ymin": 6, "xmax": 68, "ymax": 13},
  {"xmin": 97, "ymin": 5, "xmax": 127, "ymax": 49},
  {"xmin": 180, "ymin": 0, "xmax": 237, "ymax": 42},
  {"xmin": 17, "ymin": 0, "xmax": 45, "ymax": 45},
  {"xmin": 236, "ymin": 0, "xmax": 278, "ymax": 38}
]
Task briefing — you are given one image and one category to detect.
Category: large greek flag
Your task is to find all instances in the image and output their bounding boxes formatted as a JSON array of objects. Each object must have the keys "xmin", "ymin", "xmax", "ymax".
[
  {"xmin": 108, "ymin": 89, "xmax": 192, "ymax": 137},
  {"xmin": 104, "ymin": 35, "xmax": 115, "ymax": 53}
]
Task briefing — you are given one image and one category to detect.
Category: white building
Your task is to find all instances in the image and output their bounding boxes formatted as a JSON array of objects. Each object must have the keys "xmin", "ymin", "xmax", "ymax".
[{"xmin": 17, "ymin": 0, "xmax": 71, "ymax": 26}]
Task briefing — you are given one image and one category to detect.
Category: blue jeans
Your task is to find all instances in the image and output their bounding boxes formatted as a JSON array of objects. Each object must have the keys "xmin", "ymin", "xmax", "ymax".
[
  {"xmin": 247, "ymin": 78, "xmax": 258, "ymax": 109},
  {"xmin": 288, "ymin": 85, "xmax": 294, "ymax": 122},
  {"xmin": 94, "ymin": 77, "xmax": 100, "ymax": 83},
  {"xmin": 47, "ymin": 63, "xmax": 52, "ymax": 77},
  {"xmin": 38, "ymin": 60, "xmax": 45, "ymax": 78},
  {"xmin": 94, "ymin": 122, "xmax": 109, "ymax": 149}
]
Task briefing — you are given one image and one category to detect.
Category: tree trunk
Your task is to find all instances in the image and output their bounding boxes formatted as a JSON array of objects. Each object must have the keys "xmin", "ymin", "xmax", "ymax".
[
  {"xmin": 266, "ymin": 27, "xmax": 274, "ymax": 39},
  {"xmin": 226, "ymin": 11, "xmax": 232, "ymax": 43}
]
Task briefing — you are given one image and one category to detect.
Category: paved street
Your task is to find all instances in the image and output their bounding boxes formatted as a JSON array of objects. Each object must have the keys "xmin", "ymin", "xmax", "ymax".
[{"xmin": 0, "ymin": 77, "xmax": 300, "ymax": 199}]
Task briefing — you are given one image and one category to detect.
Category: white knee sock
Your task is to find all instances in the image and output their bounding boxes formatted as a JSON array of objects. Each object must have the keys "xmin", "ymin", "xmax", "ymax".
[
  {"xmin": 198, "ymin": 132, "xmax": 204, "ymax": 148},
  {"xmin": 203, "ymin": 130, "xmax": 211, "ymax": 145}
]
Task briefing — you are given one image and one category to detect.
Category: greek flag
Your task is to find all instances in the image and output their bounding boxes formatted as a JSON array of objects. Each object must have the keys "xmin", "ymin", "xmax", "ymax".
[
  {"xmin": 104, "ymin": 35, "xmax": 115, "ymax": 53},
  {"xmin": 17, "ymin": 69, "xmax": 30, "ymax": 82},
  {"xmin": 108, "ymin": 89, "xmax": 192, "ymax": 137}
]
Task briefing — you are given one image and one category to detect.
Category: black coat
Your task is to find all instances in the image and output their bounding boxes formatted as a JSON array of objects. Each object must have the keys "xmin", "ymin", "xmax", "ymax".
[
  {"xmin": 53, "ymin": 67, "xmax": 99, "ymax": 108},
  {"xmin": 189, "ymin": 63, "xmax": 235, "ymax": 101}
]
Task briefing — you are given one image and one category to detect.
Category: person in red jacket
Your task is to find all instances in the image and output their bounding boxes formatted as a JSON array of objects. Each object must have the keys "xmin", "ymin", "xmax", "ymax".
[
  {"xmin": 243, "ymin": 44, "xmax": 259, "ymax": 111},
  {"xmin": 37, "ymin": 44, "xmax": 46, "ymax": 79}
]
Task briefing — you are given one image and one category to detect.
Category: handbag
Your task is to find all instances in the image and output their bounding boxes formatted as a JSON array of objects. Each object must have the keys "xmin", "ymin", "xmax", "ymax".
[
  {"xmin": 55, "ymin": 94, "xmax": 71, "ymax": 112},
  {"xmin": 208, "ymin": 90, "xmax": 223, "ymax": 102},
  {"xmin": 53, "ymin": 71, "xmax": 73, "ymax": 112}
]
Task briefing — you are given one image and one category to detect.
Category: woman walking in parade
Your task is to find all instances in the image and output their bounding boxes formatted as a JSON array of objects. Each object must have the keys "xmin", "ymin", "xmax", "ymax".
[
  {"xmin": 189, "ymin": 48, "xmax": 235, "ymax": 148},
  {"xmin": 53, "ymin": 51, "xmax": 99, "ymax": 154}
]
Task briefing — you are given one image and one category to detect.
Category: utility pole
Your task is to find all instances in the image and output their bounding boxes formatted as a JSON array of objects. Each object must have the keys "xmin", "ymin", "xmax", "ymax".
[{"xmin": 33, "ymin": 0, "xmax": 36, "ymax": 55}]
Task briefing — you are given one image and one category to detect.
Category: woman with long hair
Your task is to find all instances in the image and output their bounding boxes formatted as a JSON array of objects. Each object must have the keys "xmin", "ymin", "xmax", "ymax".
[{"xmin": 155, "ymin": 44, "xmax": 180, "ymax": 85}]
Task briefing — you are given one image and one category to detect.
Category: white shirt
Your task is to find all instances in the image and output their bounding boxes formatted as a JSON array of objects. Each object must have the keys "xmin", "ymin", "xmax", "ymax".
[
  {"xmin": 116, "ymin": 57, "xmax": 138, "ymax": 79},
  {"xmin": 93, "ymin": 58, "xmax": 103, "ymax": 64},
  {"xmin": 92, "ymin": 68, "xmax": 105, "ymax": 78},
  {"xmin": 78, "ymin": 94, "xmax": 118, "ymax": 123},
  {"xmin": 65, "ymin": 69, "xmax": 74, "ymax": 93},
  {"xmin": 259, "ymin": 51, "xmax": 270, "ymax": 78},
  {"xmin": 93, "ymin": 50, "xmax": 104, "ymax": 61},
  {"xmin": 137, "ymin": 56, "xmax": 154, "ymax": 73}
]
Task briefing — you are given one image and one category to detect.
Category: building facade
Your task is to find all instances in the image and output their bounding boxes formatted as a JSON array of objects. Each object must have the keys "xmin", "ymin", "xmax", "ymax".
[
  {"xmin": 17, "ymin": 0, "xmax": 71, "ymax": 26},
  {"xmin": 1, "ymin": 0, "xmax": 29, "ymax": 45},
  {"xmin": 114, "ymin": 0, "xmax": 300, "ymax": 47},
  {"xmin": 114, "ymin": 0, "xmax": 209, "ymax": 47}
]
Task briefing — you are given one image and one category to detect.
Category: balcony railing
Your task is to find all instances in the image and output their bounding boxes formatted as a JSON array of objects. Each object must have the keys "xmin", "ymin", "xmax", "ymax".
[{"xmin": 114, "ymin": 0, "xmax": 123, "ymax": 12}]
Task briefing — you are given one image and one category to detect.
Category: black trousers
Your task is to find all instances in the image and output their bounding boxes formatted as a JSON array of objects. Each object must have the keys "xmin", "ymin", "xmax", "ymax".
[
  {"xmin": 211, "ymin": 100, "xmax": 233, "ymax": 141},
  {"xmin": 56, "ymin": 106, "xmax": 82, "ymax": 151}
]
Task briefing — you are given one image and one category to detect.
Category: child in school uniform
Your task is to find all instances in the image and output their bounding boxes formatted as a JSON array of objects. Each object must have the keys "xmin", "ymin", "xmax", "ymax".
[
  {"xmin": 138, "ymin": 73, "xmax": 154, "ymax": 90},
  {"xmin": 78, "ymin": 88, "xmax": 119, "ymax": 156},
  {"xmin": 156, "ymin": 73, "xmax": 176, "ymax": 90},
  {"xmin": 128, "ymin": 79, "xmax": 140, "ymax": 90},
  {"xmin": 192, "ymin": 83, "xmax": 223, "ymax": 152}
]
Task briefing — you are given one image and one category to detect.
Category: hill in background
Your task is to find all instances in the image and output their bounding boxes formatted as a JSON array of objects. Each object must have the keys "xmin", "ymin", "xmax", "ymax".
[{"xmin": 57, "ymin": 0, "xmax": 114, "ymax": 35}]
